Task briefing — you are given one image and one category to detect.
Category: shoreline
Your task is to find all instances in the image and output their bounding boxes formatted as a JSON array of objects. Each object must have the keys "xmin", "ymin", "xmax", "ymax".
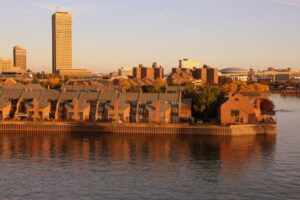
[{"xmin": 0, "ymin": 121, "xmax": 276, "ymax": 136}]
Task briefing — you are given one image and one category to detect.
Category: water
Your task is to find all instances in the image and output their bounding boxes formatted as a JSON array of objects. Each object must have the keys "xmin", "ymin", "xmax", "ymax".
[{"xmin": 0, "ymin": 94, "xmax": 299, "ymax": 200}]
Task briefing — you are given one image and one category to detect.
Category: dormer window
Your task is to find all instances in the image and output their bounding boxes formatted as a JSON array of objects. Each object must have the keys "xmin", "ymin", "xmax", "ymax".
[{"xmin": 234, "ymin": 98, "xmax": 239, "ymax": 101}]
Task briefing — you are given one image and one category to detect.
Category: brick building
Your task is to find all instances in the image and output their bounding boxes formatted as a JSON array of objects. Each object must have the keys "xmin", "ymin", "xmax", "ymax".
[
  {"xmin": 170, "ymin": 64, "xmax": 219, "ymax": 85},
  {"xmin": 218, "ymin": 93, "xmax": 262, "ymax": 124},
  {"xmin": 0, "ymin": 85, "xmax": 191, "ymax": 124},
  {"xmin": 133, "ymin": 63, "xmax": 164, "ymax": 80}
]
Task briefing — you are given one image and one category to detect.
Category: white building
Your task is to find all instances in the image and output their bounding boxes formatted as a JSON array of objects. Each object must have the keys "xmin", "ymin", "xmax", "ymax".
[
  {"xmin": 118, "ymin": 66, "xmax": 133, "ymax": 77},
  {"xmin": 179, "ymin": 59, "xmax": 200, "ymax": 69}
]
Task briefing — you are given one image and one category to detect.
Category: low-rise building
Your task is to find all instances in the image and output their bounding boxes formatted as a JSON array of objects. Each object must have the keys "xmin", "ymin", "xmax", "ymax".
[
  {"xmin": 0, "ymin": 58, "xmax": 20, "ymax": 73},
  {"xmin": 58, "ymin": 69, "xmax": 92, "ymax": 77},
  {"xmin": 118, "ymin": 66, "xmax": 133, "ymax": 77},
  {"xmin": 0, "ymin": 88, "xmax": 192, "ymax": 124},
  {"xmin": 179, "ymin": 59, "xmax": 200, "ymax": 69},
  {"xmin": 218, "ymin": 93, "xmax": 262, "ymax": 124}
]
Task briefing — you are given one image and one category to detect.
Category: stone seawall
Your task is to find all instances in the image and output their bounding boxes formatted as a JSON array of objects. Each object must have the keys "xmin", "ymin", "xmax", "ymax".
[{"xmin": 0, "ymin": 122, "xmax": 276, "ymax": 136}]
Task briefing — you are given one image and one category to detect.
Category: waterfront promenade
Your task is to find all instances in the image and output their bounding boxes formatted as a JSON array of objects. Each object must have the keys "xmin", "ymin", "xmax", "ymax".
[{"xmin": 0, "ymin": 121, "xmax": 276, "ymax": 136}]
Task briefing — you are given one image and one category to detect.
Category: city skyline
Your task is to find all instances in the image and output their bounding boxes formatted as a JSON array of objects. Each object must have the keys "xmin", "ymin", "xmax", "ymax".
[{"xmin": 0, "ymin": 0, "xmax": 300, "ymax": 73}]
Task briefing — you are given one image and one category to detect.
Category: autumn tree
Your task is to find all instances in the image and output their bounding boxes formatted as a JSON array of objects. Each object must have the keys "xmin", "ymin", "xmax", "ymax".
[
  {"xmin": 119, "ymin": 78, "xmax": 132, "ymax": 92},
  {"xmin": 47, "ymin": 77, "xmax": 61, "ymax": 89},
  {"xmin": 152, "ymin": 80, "xmax": 166, "ymax": 93},
  {"xmin": 260, "ymin": 99, "xmax": 275, "ymax": 116},
  {"xmin": 222, "ymin": 81, "xmax": 269, "ymax": 93}
]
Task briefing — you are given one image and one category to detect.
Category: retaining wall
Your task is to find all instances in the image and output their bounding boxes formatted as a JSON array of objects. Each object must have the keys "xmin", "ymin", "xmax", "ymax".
[{"xmin": 0, "ymin": 122, "xmax": 276, "ymax": 136}]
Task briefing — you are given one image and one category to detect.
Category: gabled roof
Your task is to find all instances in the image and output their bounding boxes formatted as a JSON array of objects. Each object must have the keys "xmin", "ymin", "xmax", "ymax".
[
  {"xmin": 0, "ymin": 99, "xmax": 11, "ymax": 109},
  {"xmin": 159, "ymin": 93, "xmax": 179, "ymax": 102},
  {"xmin": 60, "ymin": 91, "xmax": 80, "ymax": 101},
  {"xmin": 22, "ymin": 90, "xmax": 43, "ymax": 99},
  {"xmin": 222, "ymin": 93, "xmax": 256, "ymax": 114},
  {"xmin": 99, "ymin": 92, "xmax": 119, "ymax": 101},
  {"xmin": 2, "ymin": 84, "xmax": 44, "ymax": 90},
  {"xmin": 1, "ymin": 89, "xmax": 23, "ymax": 99},
  {"xmin": 139, "ymin": 93, "xmax": 159, "ymax": 102},
  {"xmin": 159, "ymin": 103, "xmax": 171, "ymax": 112}
]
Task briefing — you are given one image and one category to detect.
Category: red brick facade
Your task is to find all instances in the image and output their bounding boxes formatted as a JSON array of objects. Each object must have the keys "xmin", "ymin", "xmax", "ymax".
[{"xmin": 218, "ymin": 93, "xmax": 262, "ymax": 124}]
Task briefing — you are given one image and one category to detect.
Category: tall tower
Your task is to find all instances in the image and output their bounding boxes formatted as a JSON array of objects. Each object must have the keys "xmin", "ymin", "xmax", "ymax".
[
  {"xmin": 52, "ymin": 12, "xmax": 72, "ymax": 74},
  {"xmin": 13, "ymin": 46, "xmax": 26, "ymax": 72}
]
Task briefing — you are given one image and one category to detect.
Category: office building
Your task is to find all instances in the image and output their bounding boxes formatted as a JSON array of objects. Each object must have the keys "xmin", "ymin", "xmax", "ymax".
[
  {"xmin": 13, "ymin": 46, "xmax": 26, "ymax": 72},
  {"xmin": 52, "ymin": 12, "xmax": 72, "ymax": 74}
]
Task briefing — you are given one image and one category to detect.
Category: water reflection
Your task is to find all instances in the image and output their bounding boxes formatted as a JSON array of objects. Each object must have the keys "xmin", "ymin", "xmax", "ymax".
[{"xmin": 0, "ymin": 133, "xmax": 276, "ymax": 175}]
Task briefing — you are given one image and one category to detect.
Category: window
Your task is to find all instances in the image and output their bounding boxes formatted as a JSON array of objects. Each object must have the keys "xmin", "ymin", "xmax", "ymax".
[
  {"xmin": 235, "ymin": 117, "xmax": 240, "ymax": 123},
  {"xmin": 171, "ymin": 101, "xmax": 178, "ymax": 106},
  {"xmin": 79, "ymin": 112, "xmax": 83, "ymax": 120},
  {"xmin": 69, "ymin": 112, "xmax": 74, "ymax": 120},
  {"xmin": 231, "ymin": 109, "xmax": 239, "ymax": 117},
  {"xmin": 149, "ymin": 114, "xmax": 155, "ymax": 121},
  {"xmin": 172, "ymin": 108, "xmax": 178, "ymax": 115},
  {"xmin": 234, "ymin": 98, "xmax": 239, "ymax": 102}
]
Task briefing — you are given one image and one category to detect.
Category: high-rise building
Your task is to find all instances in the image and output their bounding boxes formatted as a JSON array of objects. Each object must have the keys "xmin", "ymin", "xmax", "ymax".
[
  {"xmin": 52, "ymin": 12, "xmax": 72, "ymax": 74},
  {"xmin": 13, "ymin": 46, "xmax": 26, "ymax": 72}
]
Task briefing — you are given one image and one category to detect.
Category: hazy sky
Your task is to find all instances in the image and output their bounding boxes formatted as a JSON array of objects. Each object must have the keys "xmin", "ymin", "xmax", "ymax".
[{"xmin": 0, "ymin": 0, "xmax": 299, "ymax": 73}]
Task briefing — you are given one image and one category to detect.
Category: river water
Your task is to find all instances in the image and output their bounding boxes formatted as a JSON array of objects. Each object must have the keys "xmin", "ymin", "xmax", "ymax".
[{"xmin": 0, "ymin": 94, "xmax": 299, "ymax": 200}]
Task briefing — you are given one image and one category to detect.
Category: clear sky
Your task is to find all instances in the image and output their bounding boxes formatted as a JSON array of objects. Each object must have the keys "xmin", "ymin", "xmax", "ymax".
[{"xmin": 0, "ymin": 0, "xmax": 299, "ymax": 73}]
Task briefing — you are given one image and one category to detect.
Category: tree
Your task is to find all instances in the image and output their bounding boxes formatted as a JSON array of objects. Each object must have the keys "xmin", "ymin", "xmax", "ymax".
[
  {"xmin": 48, "ymin": 77, "xmax": 61, "ymax": 89},
  {"xmin": 152, "ymin": 80, "xmax": 166, "ymax": 93},
  {"xmin": 219, "ymin": 77, "xmax": 233, "ymax": 86},
  {"xmin": 184, "ymin": 86, "xmax": 226, "ymax": 122},
  {"xmin": 119, "ymin": 78, "xmax": 132, "ymax": 91},
  {"xmin": 222, "ymin": 81, "xmax": 269, "ymax": 93},
  {"xmin": 260, "ymin": 99, "xmax": 275, "ymax": 116},
  {"xmin": 193, "ymin": 86, "xmax": 225, "ymax": 122},
  {"xmin": 126, "ymin": 86, "xmax": 141, "ymax": 93}
]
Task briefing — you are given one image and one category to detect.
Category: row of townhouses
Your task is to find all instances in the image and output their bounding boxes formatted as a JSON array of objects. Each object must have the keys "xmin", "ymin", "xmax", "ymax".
[{"xmin": 0, "ymin": 87, "xmax": 192, "ymax": 123}]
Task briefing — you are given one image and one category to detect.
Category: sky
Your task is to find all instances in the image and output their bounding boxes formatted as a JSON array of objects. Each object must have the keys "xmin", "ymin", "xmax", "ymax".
[{"xmin": 0, "ymin": 0, "xmax": 299, "ymax": 73}]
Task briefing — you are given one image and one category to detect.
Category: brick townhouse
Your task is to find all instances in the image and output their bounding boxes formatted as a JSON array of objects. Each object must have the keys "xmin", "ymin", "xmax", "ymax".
[{"xmin": 0, "ymin": 86, "xmax": 191, "ymax": 124}]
